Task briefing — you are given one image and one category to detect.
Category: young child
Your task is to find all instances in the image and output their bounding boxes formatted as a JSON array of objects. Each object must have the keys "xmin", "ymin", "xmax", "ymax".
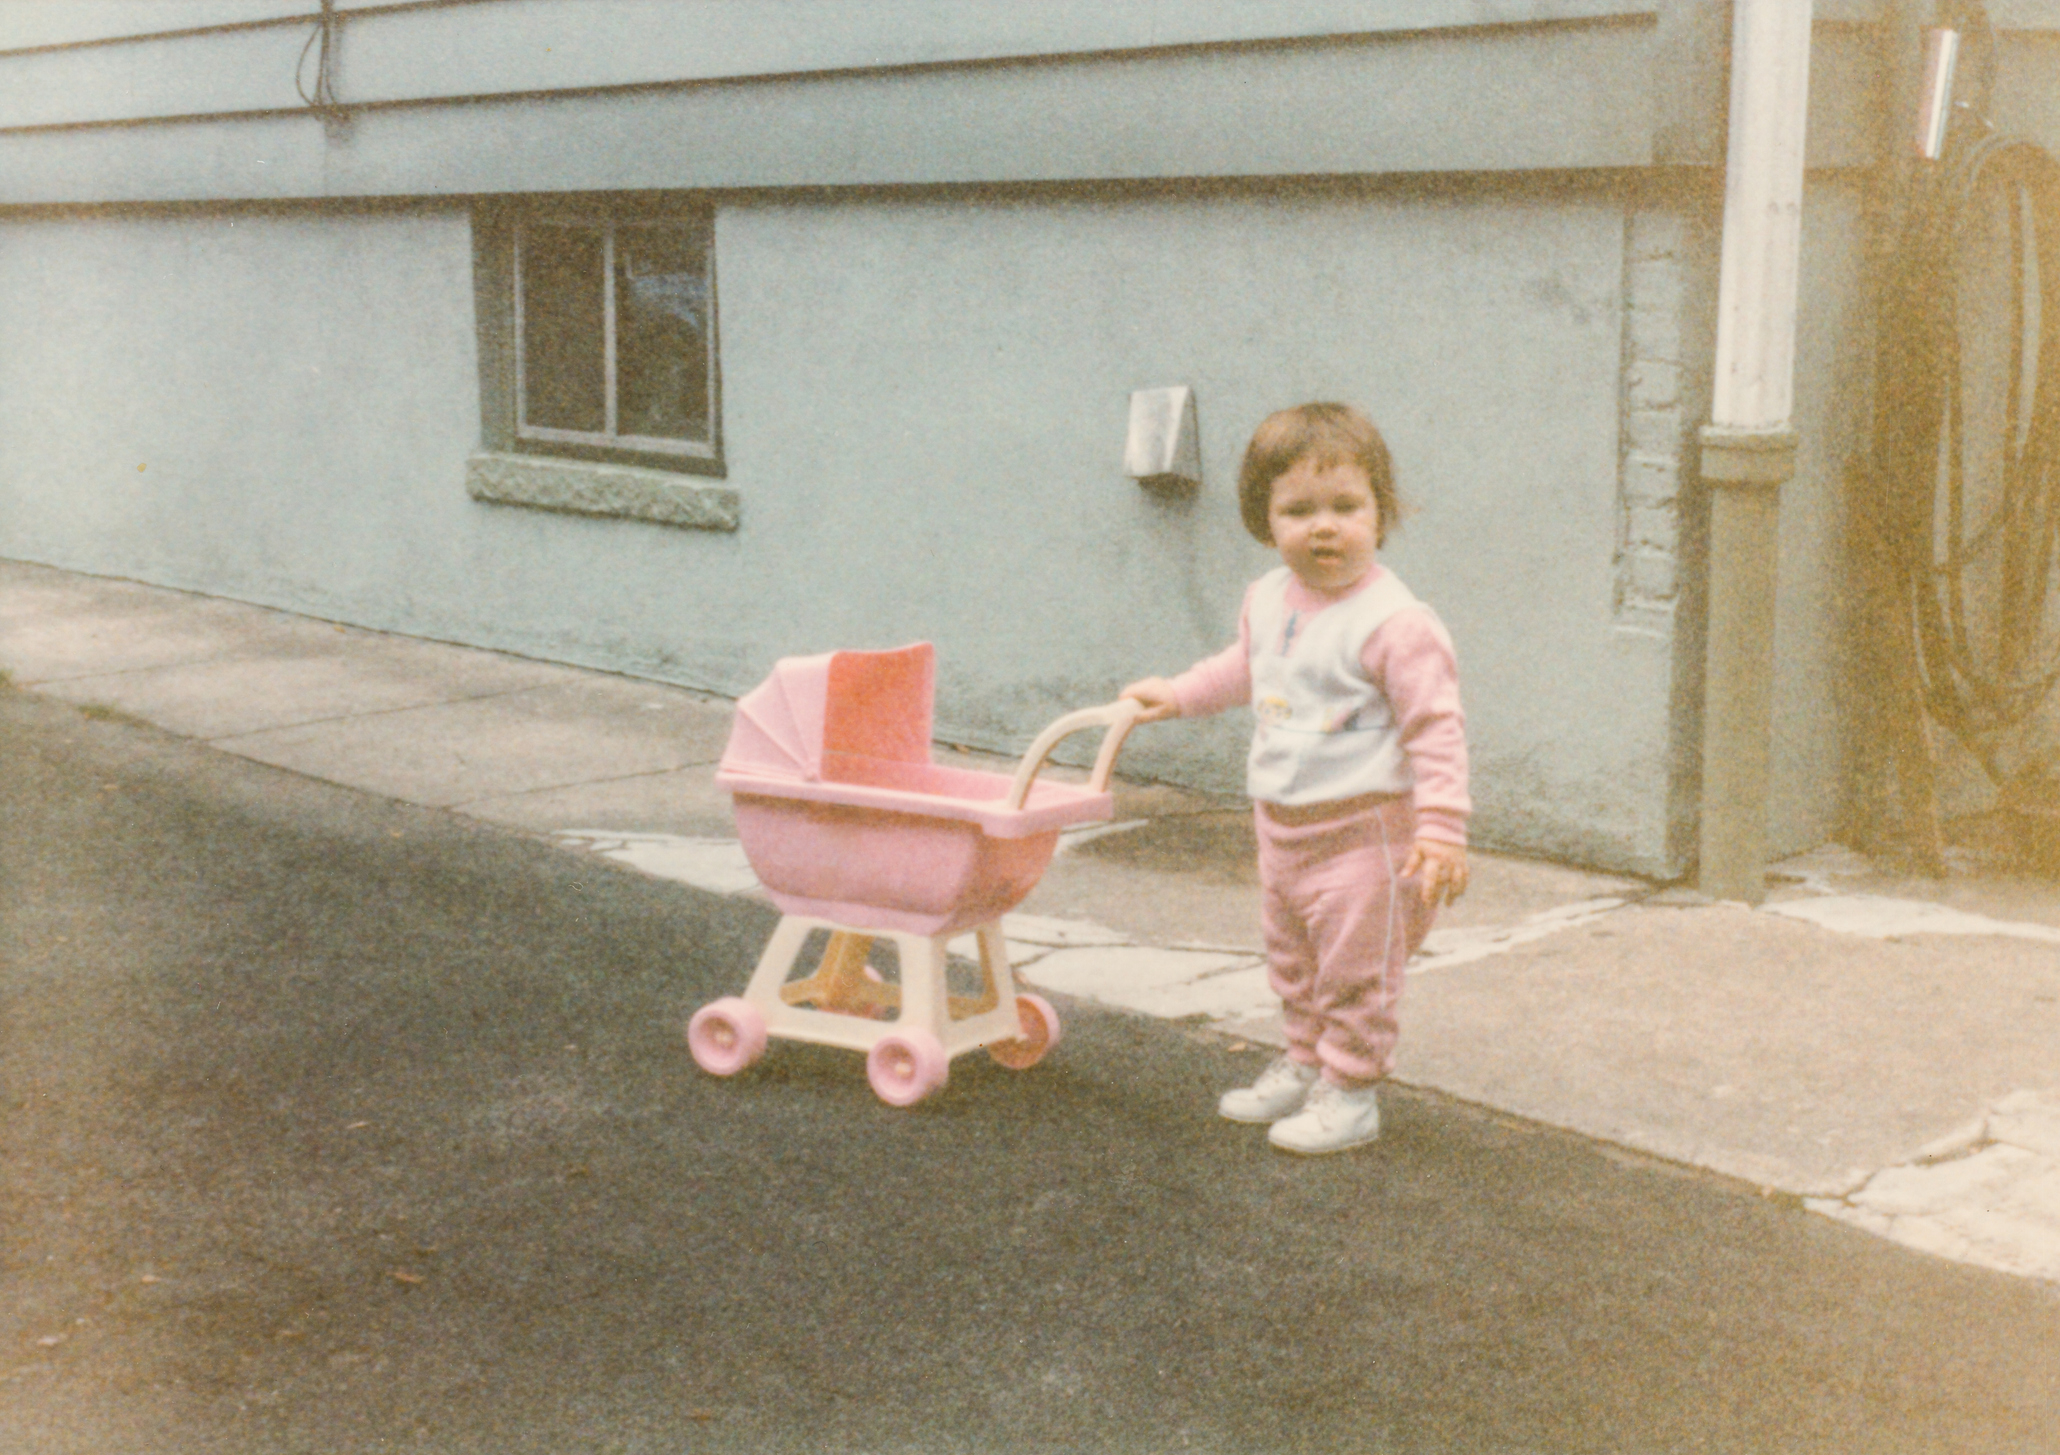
[{"xmin": 1121, "ymin": 402, "xmax": 1469, "ymax": 1155}]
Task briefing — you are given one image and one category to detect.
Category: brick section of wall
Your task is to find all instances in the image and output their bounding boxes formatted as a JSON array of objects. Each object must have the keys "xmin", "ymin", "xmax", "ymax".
[{"xmin": 1616, "ymin": 210, "xmax": 1687, "ymax": 637}]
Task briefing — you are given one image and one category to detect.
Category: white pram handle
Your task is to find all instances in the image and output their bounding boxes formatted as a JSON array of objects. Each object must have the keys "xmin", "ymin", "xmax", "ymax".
[{"xmin": 1004, "ymin": 699, "xmax": 1144, "ymax": 812}]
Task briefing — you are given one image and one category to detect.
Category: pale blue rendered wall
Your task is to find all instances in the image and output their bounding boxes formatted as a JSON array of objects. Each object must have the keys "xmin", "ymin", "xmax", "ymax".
[
  {"xmin": 0, "ymin": 184, "xmax": 1680, "ymax": 870},
  {"xmin": 0, "ymin": 208, "xmax": 483, "ymax": 620}
]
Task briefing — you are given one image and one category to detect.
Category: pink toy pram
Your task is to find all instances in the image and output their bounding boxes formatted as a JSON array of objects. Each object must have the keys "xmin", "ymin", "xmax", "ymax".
[{"xmin": 689, "ymin": 642, "xmax": 1139, "ymax": 1106}]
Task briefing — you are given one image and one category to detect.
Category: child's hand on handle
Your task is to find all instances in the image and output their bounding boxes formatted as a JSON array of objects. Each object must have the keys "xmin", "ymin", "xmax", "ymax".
[
  {"xmin": 1119, "ymin": 677, "xmax": 1183, "ymax": 724},
  {"xmin": 1403, "ymin": 837, "xmax": 1469, "ymax": 909}
]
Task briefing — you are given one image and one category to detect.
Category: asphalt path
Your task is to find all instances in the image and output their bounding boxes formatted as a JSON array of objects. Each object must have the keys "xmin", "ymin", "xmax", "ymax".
[{"xmin": 4, "ymin": 685, "xmax": 2057, "ymax": 1454}]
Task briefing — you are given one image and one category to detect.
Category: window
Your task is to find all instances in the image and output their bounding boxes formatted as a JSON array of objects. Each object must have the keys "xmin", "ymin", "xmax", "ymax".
[
  {"xmin": 517, "ymin": 212, "xmax": 717, "ymax": 461},
  {"xmin": 475, "ymin": 195, "xmax": 722, "ymax": 476},
  {"xmin": 470, "ymin": 195, "xmax": 734, "ymax": 530}
]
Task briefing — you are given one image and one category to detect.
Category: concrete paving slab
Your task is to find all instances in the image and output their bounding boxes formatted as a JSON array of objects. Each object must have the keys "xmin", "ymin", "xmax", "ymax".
[
  {"xmin": 1765, "ymin": 893, "xmax": 2060, "ymax": 942},
  {"xmin": 1210, "ymin": 1011, "xmax": 1291, "ymax": 1046},
  {"xmin": 1397, "ymin": 900, "xmax": 2060, "ymax": 1196},
  {"xmin": 1411, "ymin": 897, "xmax": 1632, "ymax": 971},
  {"xmin": 1990, "ymin": 1087, "xmax": 2060, "ymax": 1158},
  {"xmin": 0, "ymin": 568, "xmax": 344, "ymax": 683},
  {"xmin": 1018, "ymin": 943, "xmax": 1262, "ymax": 1014},
  {"xmin": 1769, "ymin": 840, "xmax": 2060, "ymax": 930},
  {"xmin": 1849, "ymin": 1143, "xmax": 2043, "ymax": 1218},
  {"xmin": 212, "ymin": 677, "xmax": 734, "ymax": 807},
  {"xmin": 555, "ymin": 831, "xmax": 762, "ymax": 894},
  {"xmin": 1100, "ymin": 964, "xmax": 1282, "ymax": 1021},
  {"xmin": 1026, "ymin": 806, "xmax": 1651, "ymax": 954},
  {"xmin": 1814, "ymin": 1139, "xmax": 2060, "ymax": 1283},
  {"xmin": 459, "ymin": 761, "xmax": 738, "ymax": 836},
  {"xmin": 984, "ymin": 912, "xmax": 1135, "ymax": 948},
  {"xmin": 1941, "ymin": 1196, "xmax": 2060, "ymax": 1280},
  {"xmin": 938, "ymin": 742, "xmax": 1234, "ymax": 818},
  {"xmin": 1803, "ymin": 1085, "xmax": 2060, "ymax": 1284},
  {"xmin": 1024, "ymin": 851, "xmax": 1265, "ymax": 952},
  {"xmin": 34, "ymin": 635, "xmax": 588, "ymax": 739}
]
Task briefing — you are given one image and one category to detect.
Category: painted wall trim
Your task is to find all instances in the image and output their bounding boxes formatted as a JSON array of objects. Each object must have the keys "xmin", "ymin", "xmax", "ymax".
[
  {"xmin": 464, "ymin": 452, "xmax": 740, "ymax": 532},
  {"xmin": 0, "ymin": 23, "xmax": 1656, "ymax": 206},
  {"xmin": 0, "ymin": 1, "xmax": 1657, "ymax": 127}
]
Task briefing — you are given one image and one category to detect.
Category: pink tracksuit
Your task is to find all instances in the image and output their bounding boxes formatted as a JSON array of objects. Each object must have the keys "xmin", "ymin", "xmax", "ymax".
[{"xmin": 1169, "ymin": 564, "xmax": 1469, "ymax": 1086}]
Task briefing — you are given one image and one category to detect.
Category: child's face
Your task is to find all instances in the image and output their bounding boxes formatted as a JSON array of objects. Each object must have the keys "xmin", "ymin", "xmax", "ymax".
[{"xmin": 1267, "ymin": 454, "xmax": 1379, "ymax": 592}]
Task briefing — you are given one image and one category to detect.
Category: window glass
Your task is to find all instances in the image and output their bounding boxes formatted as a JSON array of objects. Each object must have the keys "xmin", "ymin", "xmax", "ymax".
[
  {"xmin": 502, "ymin": 202, "xmax": 718, "ymax": 472},
  {"xmin": 519, "ymin": 224, "xmax": 606, "ymax": 434},
  {"xmin": 615, "ymin": 224, "xmax": 711, "ymax": 444}
]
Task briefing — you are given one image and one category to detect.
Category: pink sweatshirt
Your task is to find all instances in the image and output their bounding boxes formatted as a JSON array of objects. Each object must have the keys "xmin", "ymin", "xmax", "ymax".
[{"xmin": 1168, "ymin": 565, "xmax": 1471, "ymax": 845}]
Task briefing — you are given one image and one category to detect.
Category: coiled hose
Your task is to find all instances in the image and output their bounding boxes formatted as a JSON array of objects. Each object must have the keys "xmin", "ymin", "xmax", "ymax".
[{"xmin": 1867, "ymin": 20, "xmax": 2060, "ymax": 847}]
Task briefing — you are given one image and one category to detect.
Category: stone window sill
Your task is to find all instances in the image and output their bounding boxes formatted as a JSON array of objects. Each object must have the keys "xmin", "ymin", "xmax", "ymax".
[{"xmin": 465, "ymin": 451, "xmax": 739, "ymax": 532}]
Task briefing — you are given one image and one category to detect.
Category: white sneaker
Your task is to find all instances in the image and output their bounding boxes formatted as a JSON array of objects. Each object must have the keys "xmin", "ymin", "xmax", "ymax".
[
  {"xmin": 1218, "ymin": 1056, "xmax": 1320, "ymax": 1123},
  {"xmin": 1267, "ymin": 1079, "xmax": 1381, "ymax": 1154}
]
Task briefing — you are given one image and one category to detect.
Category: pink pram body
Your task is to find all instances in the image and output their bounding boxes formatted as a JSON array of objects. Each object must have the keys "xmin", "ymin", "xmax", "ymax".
[
  {"xmin": 715, "ymin": 643, "xmax": 1121, "ymax": 936},
  {"xmin": 694, "ymin": 642, "xmax": 1138, "ymax": 1106}
]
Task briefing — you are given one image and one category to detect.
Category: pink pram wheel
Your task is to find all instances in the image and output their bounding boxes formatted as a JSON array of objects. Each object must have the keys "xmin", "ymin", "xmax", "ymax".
[
  {"xmin": 866, "ymin": 1030, "xmax": 950, "ymax": 1106},
  {"xmin": 704, "ymin": 643, "xmax": 1139, "ymax": 1106},
  {"xmin": 686, "ymin": 997, "xmax": 767, "ymax": 1076},
  {"xmin": 987, "ymin": 993, "xmax": 1061, "ymax": 1070}
]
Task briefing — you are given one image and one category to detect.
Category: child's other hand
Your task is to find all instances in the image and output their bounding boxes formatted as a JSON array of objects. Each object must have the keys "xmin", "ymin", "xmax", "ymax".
[
  {"xmin": 1119, "ymin": 677, "xmax": 1182, "ymax": 724},
  {"xmin": 1404, "ymin": 837, "xmax": 1468, "ymax": 908}
]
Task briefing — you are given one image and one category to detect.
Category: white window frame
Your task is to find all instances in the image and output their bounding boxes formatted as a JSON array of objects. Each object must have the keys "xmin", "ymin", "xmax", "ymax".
[{"xmin": 511, "ymin": 208, "xmax": 719, "ymax": 467}]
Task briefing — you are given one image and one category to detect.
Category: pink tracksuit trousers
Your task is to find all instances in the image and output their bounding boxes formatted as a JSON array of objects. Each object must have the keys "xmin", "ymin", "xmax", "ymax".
[{"xmin": 1258, "ymin": 790, "xmax": 1434, "ymax": 1088}]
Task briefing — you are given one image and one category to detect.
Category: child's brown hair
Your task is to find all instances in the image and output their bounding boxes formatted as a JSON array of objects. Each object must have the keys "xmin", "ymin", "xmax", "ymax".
[{"xmin": 1237, "ymin": 402, "xmax": 1402, "ymax": 547}]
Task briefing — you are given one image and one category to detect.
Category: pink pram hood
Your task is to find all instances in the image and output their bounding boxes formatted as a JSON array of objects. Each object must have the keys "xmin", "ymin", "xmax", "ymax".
[{"xmin": 721, "ymin": 642, "xmax": 936, "ymax": 784}]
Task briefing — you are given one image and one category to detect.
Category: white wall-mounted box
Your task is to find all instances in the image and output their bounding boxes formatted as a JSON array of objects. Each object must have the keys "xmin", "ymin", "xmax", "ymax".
[{"xmin": 1123, "ymin": 386, "xmax": 1202, "ymax": 488}]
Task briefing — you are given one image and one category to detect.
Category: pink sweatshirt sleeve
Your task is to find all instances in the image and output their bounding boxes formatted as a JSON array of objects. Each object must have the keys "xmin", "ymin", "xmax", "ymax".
[
  {"xmin": 1362, "ymin": 606, "xmax": 1471, "ymax": 845},
  {"xmin": 1164, "ymin": 584, "xmax": 1256, "ymax": 718}
]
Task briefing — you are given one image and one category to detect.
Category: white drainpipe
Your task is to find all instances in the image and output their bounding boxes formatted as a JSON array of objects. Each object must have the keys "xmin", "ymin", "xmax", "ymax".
[{"xmin": 1696, "ymin": 0, "xmax": 1814, "ymax": 903}]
